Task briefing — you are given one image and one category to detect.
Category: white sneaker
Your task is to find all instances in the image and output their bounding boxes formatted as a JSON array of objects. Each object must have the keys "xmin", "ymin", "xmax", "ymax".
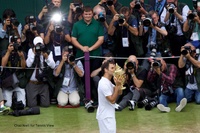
[
  {"xmin": 157, "ymin": 104, "xmax": 170, "ymax": 113},
  {"xmin": 127, "ymin": 100, "xmax": 135, "ymax": 111},
  {"xmin": 175, "ymin": 98, "xmax": 187, "ymax": 112}
]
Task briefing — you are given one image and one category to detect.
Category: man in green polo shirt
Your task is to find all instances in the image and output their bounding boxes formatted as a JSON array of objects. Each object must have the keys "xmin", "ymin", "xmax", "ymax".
[{"xmin": 71, "ymin": 6, "xmax": 104, "ymax": 59}]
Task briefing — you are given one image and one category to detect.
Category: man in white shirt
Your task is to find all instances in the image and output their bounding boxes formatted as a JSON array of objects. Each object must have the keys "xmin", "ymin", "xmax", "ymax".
[
  {"xmin": 96, "ymin": 59, "xmax": 122, "ymax": 133},
  {"xmin": 26, "ymin": 36, "xmax": 55, "ymax": 107}
]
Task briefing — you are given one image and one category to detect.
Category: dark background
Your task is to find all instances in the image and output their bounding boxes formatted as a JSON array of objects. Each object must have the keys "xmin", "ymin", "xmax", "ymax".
[{"xmin": 0, "ymin": 0, "xmax": 193, "ymax": 25}]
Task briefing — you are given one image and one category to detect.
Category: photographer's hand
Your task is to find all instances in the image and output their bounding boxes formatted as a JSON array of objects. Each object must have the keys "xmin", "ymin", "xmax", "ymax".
[
  {"xmin": 153, "ymin": 66, "xmax": 161, "ymax": 75},
  {"xmin": 42, "ymin": 52, "xmax": 49, "ymax": 59},
  {"xmin": 7, "ymin": 43, "xmax": 14, "ymax": 53},
  {"xmin": 139, "ymin": 6, "xmax": 148, "ymax": 15},
  {"xmin": 113, "ymin": 14, "xmax": 119, "ymax": 22},
  {"xmin": 18, "ymin": 51, "xmax": 26, "ymax": 69},
  {"xmin": 107, "ymin": 5, "xmax": 117, "ymax": 15},
  {"xmin": 130, "ymin": 0, "xmax": 136, "ymax": 9}
]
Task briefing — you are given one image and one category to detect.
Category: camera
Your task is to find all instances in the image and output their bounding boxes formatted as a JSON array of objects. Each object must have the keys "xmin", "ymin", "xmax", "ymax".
[
  {"xmin": 137, "ymin": 97, "xmax": 150, "ymax": 108},
  {"xmin": 162, "ymin": 48, "xmax": 172, "ymax": 57},
  {"xmin": 11, "ymin": 100, "xmax": 24, "ymax": 111},
  {"xmin": 51, "ymin": 13, "xmax": 66, "ymax": 33},
  {"xmin": 135, "ymin": 0, "xmax": 141, "ymax": 10},
  {"xmin": 188, "ymin": 0, "xmax": 198, "ymax": 20},
  {"xmin": 143, "ymin": 16, "xmax": 152, "ymax": 27},
  {"xmin": 54, "ymin": 24, "xmax": 63, "ymax": 33},
  {"xmin": 167, "ymin": 3, "xmax": 176, "ymax": 14},
  {"xmin": 47, "ymin": 2, "xmax": 57, "ymax": 12},
  {"xmin": 126, "ymin": 61, "xmax": 136, "ymax": 70},
  {"xmin": 152, "ymin": 59, "xmax": 161, "ymax": 67},
  {"xmin": 11, "ymin": 35, "xmax": 18, "ymax": 43},
  {"xmin": 106, "ymin": 0, "xmax": 113, "ymax": 6},
  {"xmin": 137, "ymin": 96, "xmax": 158, "ymax": 110},
  {"xmin": 67, "ymin": 54, "xmax": 75, "ymax": 62},
  {"xmin": 67, "ymin": 45, "xmax": 75, "ymax": 62},
  {"xmin": 145, "ymin": 97, "xmax": 158, "ymax": 110},
  {"xmin": 187, "ymin": 10, "xmax": 197, "ymax": 20},
  {"xmin": 84, "ymin": 99, "xmax": 95, "ymax": 113},
  {"xmin": 149, "ymin": 44, "xmax": 157, "ymax": 58},
  {"xmin": 13, "ymin": 43, "xmax": 22, "ymax": 52},
  {"xmin": 10, "ymin": 17, "xmax": 19, "ymax": 27},
  {"xmin": 25, "ymin": 15, "xmax": 36, "ymax": 31},
  {"xmin": 98, "ymin": 12, "xmax": 106, "ymax": 22},
  {"xmin": 35, "ymin": 43, "xmax": 48, "ymax": 54},
  {"xmin": 10, "ymin": 36, "xmax": 22, "ymax": 52},
  {"xmin": 181, "ymin": 46, "xmax": 191, "ymax": 55},
  {"xmin": 118, "ymin": 14, "xmax": 125, "ymax": 24},
  {"xmin": 74, "ymin": 3, "xmax": 82, "ymax": 13}
]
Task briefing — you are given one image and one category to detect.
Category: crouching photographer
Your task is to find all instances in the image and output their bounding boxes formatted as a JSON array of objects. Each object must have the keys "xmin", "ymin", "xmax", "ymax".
[
  {"xmin": 1, "ymin": 36, "xmax": 26, "ymax": 108},
  {"xmin": 26, "ymin": 36, "xmax": 55, "ymax": 108},
  {"xmin": 53, "ymin": 46, "xmax": 84, "ymax": 108},
  {"xmin": 178, "ymin": 43, "xmax": 200, "ymax": 104},
  {"xmin": 148, "ymin": 58, "xmax": 187, "ymax": 113},
  {"xmin": 115, "ymin": 55, "xmax": 149, "ymax": 111}
]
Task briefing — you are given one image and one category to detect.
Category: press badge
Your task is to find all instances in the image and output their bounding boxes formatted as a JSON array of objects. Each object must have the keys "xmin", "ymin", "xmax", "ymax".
[
  {"xmin": 54, "ymin": 46, "xmax": 61, "ymax": 56},
  {"xmin": 191, "ymin": 32, "xmax": 199, "ymax": 41},
  {"xmin": 63, "ymin": 77, "xmax": 70, "ymax": 86},
  {"xmin": 122, "ymin": 37, "xmax": 129, "ymax": 47}
]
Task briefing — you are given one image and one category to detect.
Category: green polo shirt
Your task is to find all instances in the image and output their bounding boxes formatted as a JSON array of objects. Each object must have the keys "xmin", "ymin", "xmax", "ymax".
[{"xmin": 72, "ymin": 18, "xmax": 104, "ymax": 58}]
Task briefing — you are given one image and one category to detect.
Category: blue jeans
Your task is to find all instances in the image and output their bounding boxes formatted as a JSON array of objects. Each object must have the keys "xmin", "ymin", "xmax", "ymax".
[
  {"xmin": 185, "ymin": 88, "xmax": 200, "ymax": 104},
  {"xmin": 159, "ymin": 87, "xmax": 185, "ymax": 107}
]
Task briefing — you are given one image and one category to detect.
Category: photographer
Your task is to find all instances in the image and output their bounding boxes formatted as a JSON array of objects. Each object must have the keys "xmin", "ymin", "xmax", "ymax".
[
  {"xmin": 67, "ymin": 0, "xmax": 84, "ymax": 31},
  {"xmin": 38, "ymin": 0, "xmax": 62, "ymax": 22},
  {"xmin": 21, "ymin": 15, "xmax": 44, "ymax": 54},
  {"xmin": 94, "ymin": 5, "xmax": 114, "ymax": 55},
  {"xmin": 148, "ymin": 58, "xmax": 187, "ymax": 112},
  {"xmin": 140, "ymin": 11, "xmax": 168, "ymax": 70},
  {"xmin": 0, "ymin": 9, "xmax": 22, "ymax": 53},
  {"xmin": 97, "ymin": 0, "xmax": 123, "ymax": 24},
  {"xmin": 162, "ymin": 0, "xmax": 189, "ymax": 57},
  {"xmin": 1, "ymin": 36, "xmax": 26, "ymax": 108},
  {"xmin": 178, "ymin": 43, "xmax": 200, "ymax": 104},
  {"xmin": 44, "ymin": 13, "xmax": 71, "ymax": 62},
  {"xmin": 53, "ymin": 46, "xmax": 84, "ymax": 107},
  {"xmin": 26, "ymin": 36, "xmax": 55, "ymax": 107},
  {"xmin": 183, "ymin": 2, "xmax": 200, "ymax": 48},
  {"xmin": 115, "ymin": 55, "xmax": 149, "ymax": 111},
  {"xmin": 108, "ymin": 6, "xmax": 139, "ymax": 67},
  {"xmin": 130, "ymin": 0, "xmax": 153, "ymax": 16}
]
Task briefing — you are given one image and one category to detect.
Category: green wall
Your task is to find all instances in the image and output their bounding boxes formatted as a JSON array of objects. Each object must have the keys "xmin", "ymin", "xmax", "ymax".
[{"xmin": 0, "ymin": 0, "xmax": 193, "ymax": 24}]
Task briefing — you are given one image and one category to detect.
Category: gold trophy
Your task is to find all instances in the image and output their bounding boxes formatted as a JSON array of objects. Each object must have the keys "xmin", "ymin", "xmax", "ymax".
[{"xmin": 113, "ymin": 63, "xmax": 126, "ymax": 90}]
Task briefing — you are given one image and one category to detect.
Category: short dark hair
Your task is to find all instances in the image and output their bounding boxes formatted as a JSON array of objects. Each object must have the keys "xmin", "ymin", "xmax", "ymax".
[
  {"xmin": 119, "ymin": 6, "xmax": 130, "ymax": 15},
  {"xmin": 2, "ymin": 9, "xmax": 16, "ymax": 19},
  {"xmin": 101, "ymin": 59, "xmax": 115, "ymax": 76}
]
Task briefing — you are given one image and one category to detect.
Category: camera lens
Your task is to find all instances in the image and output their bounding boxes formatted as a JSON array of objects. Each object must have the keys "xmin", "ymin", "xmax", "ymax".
[
  {"xmin": 69, "ymin": 55, "xmax": 75, "ymax": 62},
  {"xmin": 106, "ymin": 0, "xmax": 113, "ymax": 6},
  {"xmin": 181, "ymin": 50, "xmax": 188, "ymax": 55},
  {"xmin": 118, "ymin": 14, "xmax": 125, "ymax": 24},
  {"xmin": 187, "ymin": 13, "xmax": 195, "ymax": 20},
  {"xmin": 143, "ymin": 18, "xmax": 152, "ymax": 27}
]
